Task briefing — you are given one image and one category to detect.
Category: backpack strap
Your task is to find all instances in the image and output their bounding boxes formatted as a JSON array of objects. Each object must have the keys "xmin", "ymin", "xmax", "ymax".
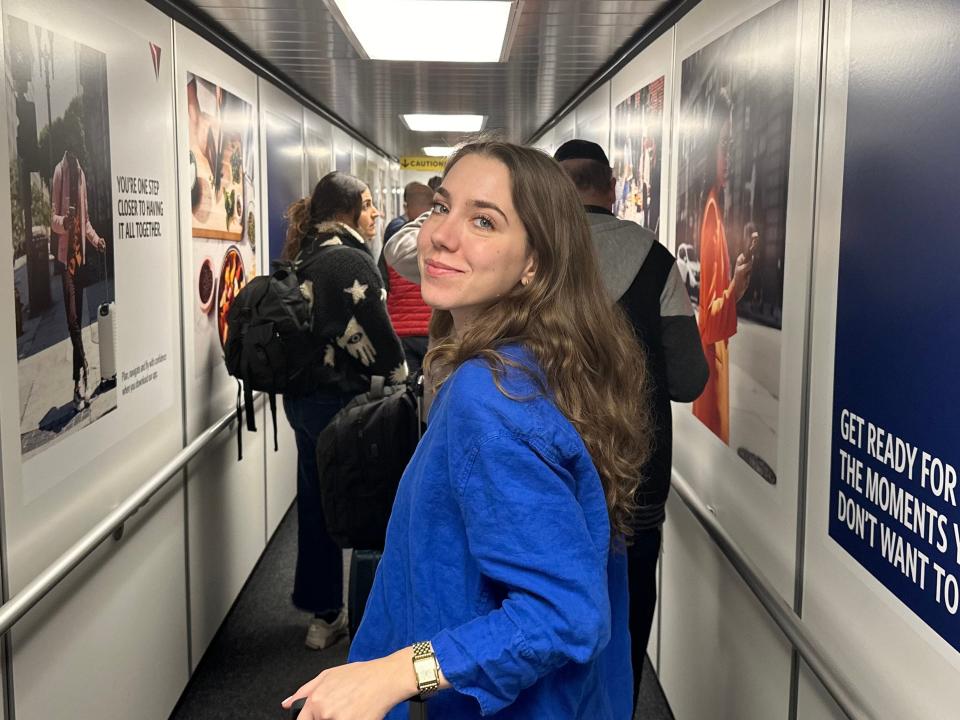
[
  {"xmin": 235, "ymin": 379, "xmax": 243, "ymax": 462},
  {"xmin": 244, "ymin": 380, "xmax": 257, "ymax": 432},
  {"xmin": 269, "ymin": 392, "xmax": 278, "ymax": 452}
]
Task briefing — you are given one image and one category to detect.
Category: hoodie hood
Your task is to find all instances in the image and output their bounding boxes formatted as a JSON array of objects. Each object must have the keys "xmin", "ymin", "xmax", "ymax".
[{"xmin": 585, "ymin": 212, "xmax": 657, "ymax": 301}]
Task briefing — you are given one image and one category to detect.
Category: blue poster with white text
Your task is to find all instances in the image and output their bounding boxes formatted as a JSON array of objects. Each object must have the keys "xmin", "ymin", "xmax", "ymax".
[{"xmin": 829, "ymin": 0, "xmax": 960, "ymax": 652}]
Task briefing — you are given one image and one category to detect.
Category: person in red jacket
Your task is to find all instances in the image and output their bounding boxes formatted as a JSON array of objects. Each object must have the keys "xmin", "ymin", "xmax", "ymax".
[
  {"xmin": 692, "ymin": 89, "xmax": 753, "ymax": 443},
  {"xmin": 382, "ymin": 182, "xmax": 434, "ymax": 372}
]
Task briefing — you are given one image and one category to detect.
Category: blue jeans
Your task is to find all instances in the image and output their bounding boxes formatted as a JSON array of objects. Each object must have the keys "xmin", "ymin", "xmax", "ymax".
[{"xmin": 283, "ymin": 389, "xmax": 354, "ymax": 615}]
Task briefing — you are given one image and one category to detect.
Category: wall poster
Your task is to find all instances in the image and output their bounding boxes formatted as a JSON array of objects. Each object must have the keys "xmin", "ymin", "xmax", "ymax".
[
  {"xmin": 185, "ymin": 72, "xmax": 257, "ymax": 372},
  {"xmin": 264, "ymin": 110, "xmax": 302, "ymax": 263},
  {"xmin": 612, "ymin": 76, "xmax": 665, "ymax": 235},
  {"xmin": 829, "ymin": 0, "xmax": 960, "ymax": 654},
  {"xmin": 675, "ymin": 0, "xmax": 798, "ymax": 484},
  {"xmin": 305, "ymin": 120, "xmax": 332, "ymax": 193},
  {"xmin": 4, "ymin": 5, "xmax": 176, "ymax": 474}
]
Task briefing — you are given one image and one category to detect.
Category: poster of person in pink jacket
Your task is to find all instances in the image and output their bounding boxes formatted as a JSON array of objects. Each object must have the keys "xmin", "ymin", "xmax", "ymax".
[{"xmin": 6, "ymin": 15, "xmax": 117, "ymax": 459}]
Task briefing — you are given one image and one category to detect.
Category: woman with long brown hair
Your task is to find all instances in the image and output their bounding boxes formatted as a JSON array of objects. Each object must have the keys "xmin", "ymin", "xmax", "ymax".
[
  {"xmin": 283, "ymin": 142, "xmax": 651, "ymax": 719},
  {"xmin": 281, "ymin": 171, "xmax": 406, "ymax": 652}
]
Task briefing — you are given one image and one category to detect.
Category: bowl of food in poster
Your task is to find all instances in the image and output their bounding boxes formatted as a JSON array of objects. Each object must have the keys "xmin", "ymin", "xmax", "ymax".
[
  {"xmin": 217, "ymin": 246, "xmax": 246, "ymax": 347},
  {"xmin": 197, "ymin": 256, "xmax": 215, "ymax": 315}
]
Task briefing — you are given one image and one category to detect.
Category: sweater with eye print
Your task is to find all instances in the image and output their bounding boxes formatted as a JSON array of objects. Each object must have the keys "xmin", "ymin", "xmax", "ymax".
[{"xmin": 298, "ymin": 222, "xmax": 408, "ymax": 394}]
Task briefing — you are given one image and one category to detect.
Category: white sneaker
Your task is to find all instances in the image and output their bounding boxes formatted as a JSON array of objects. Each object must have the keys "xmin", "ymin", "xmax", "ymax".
[
  {"xmin": 73, "ymin": 382, "xmax": 87, "ymax": 411},
  {"xmin": 305, "ymin": 609, "xmax": 348, "ymax": 650}
]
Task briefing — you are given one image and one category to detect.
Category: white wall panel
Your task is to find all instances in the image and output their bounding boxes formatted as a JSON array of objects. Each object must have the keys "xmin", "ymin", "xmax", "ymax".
[
  {"xmin": 11, "ymin": 486, "xmax": 187, "ymax": 720},
  {"xmin": 0, "ymin": 0, "xmax": 187, "ymax": 717},
  {"xmin": 352, "ymin": 140, "xmax": 367, "ymax": 183},
  {"xmin": 530, "ymin": 126, "xmax": 554, "ymax": 156},
  {"xmin": 172, "ymin": 21, "xmax": 267, "ymax": 666},
  {"xmin": 332, "ymin": 127, "xmax": 352, "ymax": 174},
  {"xmin": 388, "ymin": 160, "xmax": 401, "ymax": 220},
  {"xmin": 304, "ymin": 110, "xmax": 334, "ymax": 192},
  {"xmin": 795, "ymin": 661, "xmax": 846, "ymax": 720},
  {"xmin": 553, "ymin": 112, "xmax": 576, "ymax": 148},
  {"xmin": 574, "ymin": 82, "xmax": 611, "ymax": 154},
  {"xmin": 0, "ymin": 0, "xmax": 183, "ymax": 590},
  {"xmin": 660, "ymin": 0, "xmax": 823, "ymax": 714},
  {"xmin": 366, "ymin": 147, "xmax": 385, "ymax": 262},
  {"xmin": 661, "ymin": 495, "xmax": 794, "ymax": 719},
  {"xmin": 797, "ymin": 1, "xmax": 960, "ymax": 718}
]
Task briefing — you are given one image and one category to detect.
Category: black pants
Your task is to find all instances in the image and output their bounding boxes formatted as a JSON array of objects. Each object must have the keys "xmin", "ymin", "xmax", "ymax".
[
  {"xmin": 627, "ymin": 526, "xmax": 662, "ymax": 700},
  {"xmin": 60, "ymin": 264, "xmax": 86, "ymax": 382},
  {"xmin": 282, "ymin": 390, "xmax": 353, "ymax": 615}
]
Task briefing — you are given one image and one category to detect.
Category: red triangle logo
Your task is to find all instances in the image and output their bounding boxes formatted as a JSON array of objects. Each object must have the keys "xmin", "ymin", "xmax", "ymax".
[{"xmin": 149, "ymin": 42, "xmax": 162, "ymax": 80}]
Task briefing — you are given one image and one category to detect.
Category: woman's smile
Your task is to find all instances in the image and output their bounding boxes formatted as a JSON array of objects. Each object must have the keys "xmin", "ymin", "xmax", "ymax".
[{"xmin": 423, "ymin": 258, "xmax": 464, "ymax": 277}]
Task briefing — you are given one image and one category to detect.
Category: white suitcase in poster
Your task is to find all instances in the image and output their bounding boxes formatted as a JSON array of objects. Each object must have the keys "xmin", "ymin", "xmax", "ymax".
[{"xmin": 97, "ymin": 301, "xmax": 116, "ymax": 381}]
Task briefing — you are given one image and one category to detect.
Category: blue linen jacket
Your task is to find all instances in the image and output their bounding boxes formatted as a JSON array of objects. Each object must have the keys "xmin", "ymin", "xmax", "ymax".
[{"xmin": 348, "ymin": 348, "xmax": 632, "ymax": 718}]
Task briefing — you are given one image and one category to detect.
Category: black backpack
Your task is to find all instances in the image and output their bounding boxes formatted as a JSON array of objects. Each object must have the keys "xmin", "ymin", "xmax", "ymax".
[
  {"xmin": 316, "ymin": 374, "xmax": 423, "ymax": 550},
  {"xmin": 223, "ymin": 243, "xmax": 327, "ymax": 459}
]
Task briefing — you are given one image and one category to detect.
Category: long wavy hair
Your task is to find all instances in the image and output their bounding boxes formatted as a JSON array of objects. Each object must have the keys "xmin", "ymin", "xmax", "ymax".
[
  {"xmin": 424, "ymin": 140, "xmax": 652, "ymax": 539},
  {"xmin": 282, "ymin": 171, "xmax": 367, "ymax": 259}
]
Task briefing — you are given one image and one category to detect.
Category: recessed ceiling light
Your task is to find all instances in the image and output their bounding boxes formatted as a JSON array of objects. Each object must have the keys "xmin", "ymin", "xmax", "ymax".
[
  {"xmin": 403, "ymin": 114, "xmax": 485, "ymax": 132},
  {"xmin": 330, "ymin": 0, "xmax": 516, "ymax": 62},
  {"xmin": 423, "ymin": 146, "xmax": 457, "ymax": 157}
]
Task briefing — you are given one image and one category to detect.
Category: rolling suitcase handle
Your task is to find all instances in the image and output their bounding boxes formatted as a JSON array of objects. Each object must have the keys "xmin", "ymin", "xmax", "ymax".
[{"xmin": 288, "ymin": 695, "xmax": 428, "ymax": 718}]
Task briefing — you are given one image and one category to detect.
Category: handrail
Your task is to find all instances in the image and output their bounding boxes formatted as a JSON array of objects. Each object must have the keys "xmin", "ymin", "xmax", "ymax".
[
  {"xmin": 670, "ymin": 469, "xmax": 874, "ymax": 720},
  {"xmin": 0, "ymin": 396, "xmax": 260, "ymax": 638}
]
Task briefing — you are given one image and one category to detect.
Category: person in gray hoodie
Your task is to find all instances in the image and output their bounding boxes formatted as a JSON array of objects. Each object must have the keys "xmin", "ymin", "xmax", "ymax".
[
  {"xmin": 553, "ymin": 139, "xmax": 706, "ymax": 701},
  {"xmin": 382, "ymin": 140, "xmax": 707, "ymax": 706}
]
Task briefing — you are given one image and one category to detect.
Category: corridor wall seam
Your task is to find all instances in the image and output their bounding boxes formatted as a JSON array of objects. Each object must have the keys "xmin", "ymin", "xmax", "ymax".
[
  {"xmin": 787, "ymin": 2, "xmax": 833, "ymax": 717},
  {"xmin": 170, "ymin": 13, "xmax": 194, "ymax": 677}
]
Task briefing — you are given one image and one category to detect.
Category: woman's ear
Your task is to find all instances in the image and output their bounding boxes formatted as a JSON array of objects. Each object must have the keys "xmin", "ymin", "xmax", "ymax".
[{"xmin": 520, "ymin": 253, "xmax": 537, "ymax": 286}]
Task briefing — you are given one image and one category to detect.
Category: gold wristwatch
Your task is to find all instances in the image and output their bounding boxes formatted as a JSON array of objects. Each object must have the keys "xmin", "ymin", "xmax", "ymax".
[{"xmin": 411, "ymin": 641, "xmax": 440, "ymax": 699}]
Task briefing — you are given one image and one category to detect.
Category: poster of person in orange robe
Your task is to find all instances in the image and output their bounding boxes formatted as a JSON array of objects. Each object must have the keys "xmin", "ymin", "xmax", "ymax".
[{"xmin": 675, "ymin": 0, "xmax": 797, "ymax": 484}]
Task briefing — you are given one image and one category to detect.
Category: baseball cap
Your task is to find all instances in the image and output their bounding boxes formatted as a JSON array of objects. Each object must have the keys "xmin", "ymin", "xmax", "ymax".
[{"xmin": 553, "ymin": 139, "xmax": 610, "ymax": 166}]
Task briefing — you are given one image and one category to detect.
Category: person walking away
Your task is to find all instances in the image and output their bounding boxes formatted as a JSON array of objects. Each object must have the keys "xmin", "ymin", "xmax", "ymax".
[{"xmin": 555, "ymin": 138, "xmax": 708, "ymax": 707}]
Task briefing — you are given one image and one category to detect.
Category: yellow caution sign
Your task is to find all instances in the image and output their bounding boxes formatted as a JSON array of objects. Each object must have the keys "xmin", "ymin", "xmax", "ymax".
[{"xmin": 399, "ymin": 156, "xmax": 447, "ymax": 172}]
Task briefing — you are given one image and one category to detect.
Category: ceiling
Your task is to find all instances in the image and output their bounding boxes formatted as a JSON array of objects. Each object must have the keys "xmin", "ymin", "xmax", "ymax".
[{"xmin": 180, "ymin": 1, "xmax": 678, "ymax": 158}]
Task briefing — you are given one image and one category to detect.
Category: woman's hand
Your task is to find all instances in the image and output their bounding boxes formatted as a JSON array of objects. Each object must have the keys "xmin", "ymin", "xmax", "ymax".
[{"xmin": 281, "ymin": 648, "xmax": 419, "ymax": 720}]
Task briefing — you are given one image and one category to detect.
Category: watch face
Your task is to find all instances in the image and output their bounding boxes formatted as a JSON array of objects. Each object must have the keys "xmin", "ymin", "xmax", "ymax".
[{"xmin": 413, "ymin": 654, "xmax": 439, "ymax": 690}]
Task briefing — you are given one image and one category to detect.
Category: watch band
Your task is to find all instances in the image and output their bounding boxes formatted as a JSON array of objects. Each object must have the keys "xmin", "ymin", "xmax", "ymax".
[{"xmin": 412, "ymin": 640, "xmax": 440, "ymax": 699}]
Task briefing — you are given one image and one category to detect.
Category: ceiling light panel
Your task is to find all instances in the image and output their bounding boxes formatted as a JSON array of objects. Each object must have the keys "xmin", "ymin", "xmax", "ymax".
[
  {"xmin": 331, "ymin": 0, "xmax": 513, "ymax": 62},
  {"xmin": 423, "ymin": 146, "xmax": 457, "ymax": 156},
  {"xmin": 403, "ymin": 114, "xmax": 485, "ymax": 132}
]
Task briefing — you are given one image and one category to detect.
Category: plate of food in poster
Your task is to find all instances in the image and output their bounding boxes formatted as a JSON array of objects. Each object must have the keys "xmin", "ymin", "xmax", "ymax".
[
  {"xmin": 186, "ymin": 73, "xmax": 250, "ymax": 242},
  {"xmin": 217, "ymin": 246, "xmax": 246, "ymax": 347}
]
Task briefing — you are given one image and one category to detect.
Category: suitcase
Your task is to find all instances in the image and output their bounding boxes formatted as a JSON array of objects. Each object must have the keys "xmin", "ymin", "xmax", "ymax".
[{"xmin": 348, "ymin": 548, "xmax": 382, "ymax": 639}]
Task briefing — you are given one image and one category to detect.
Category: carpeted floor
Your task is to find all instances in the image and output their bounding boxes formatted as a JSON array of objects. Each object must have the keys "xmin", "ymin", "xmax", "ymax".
[{"xmin": 169, "ymin": 503, "xmax": 674, "ymax": 719}]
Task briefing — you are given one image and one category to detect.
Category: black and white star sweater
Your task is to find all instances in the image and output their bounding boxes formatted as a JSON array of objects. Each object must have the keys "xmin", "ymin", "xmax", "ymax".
[{"xmin": 299, "ymin": 222, "xmax": 408, "ymax": 394}]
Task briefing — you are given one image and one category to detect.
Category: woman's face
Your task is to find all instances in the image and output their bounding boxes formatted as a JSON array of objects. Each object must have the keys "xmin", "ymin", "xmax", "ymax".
[
  {"xmin": 418, "ymin": 153, "xmax": 535, "ymax": 332},
  {"xmin": 356, "ymin": 189, "xmax": 380, "ymax": 240}
]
